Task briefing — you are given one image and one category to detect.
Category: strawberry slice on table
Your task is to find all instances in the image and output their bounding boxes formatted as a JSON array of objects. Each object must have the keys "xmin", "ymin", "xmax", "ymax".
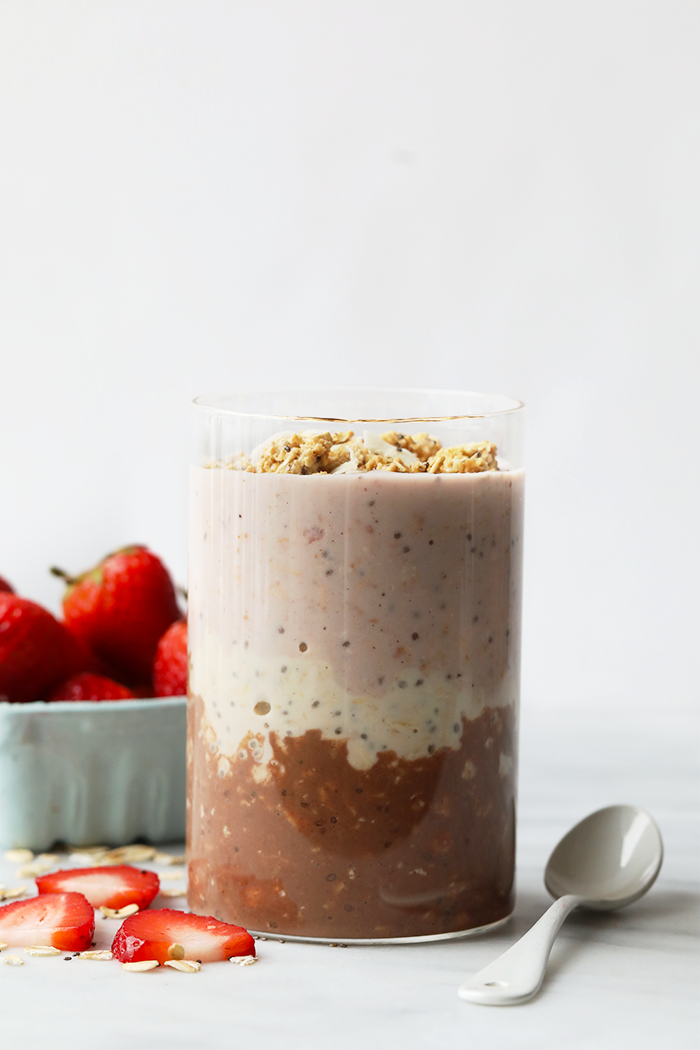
[
  {"xmin": 111, "ymin": 908, "xmax": 256, "ymax": 964},
  {"xmin": 0, "ymin": 575, "xmax": 14, "ymax": 593},
  {"xmin": 0, "ymin": 892, "xmax": 95, "ymax": 950},
  {"xmin": 44, "ymin": 673, "xmax": 136, "ymax": 703},
  {"xmin": 36, "ymin": 865, "xmax": 160, "ymax": 910}
]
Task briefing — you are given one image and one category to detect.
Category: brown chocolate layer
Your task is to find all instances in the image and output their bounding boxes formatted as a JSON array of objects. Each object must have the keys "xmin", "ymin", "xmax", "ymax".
[{"xmin": 187, "ymin": 695, "xmax": 516, "ymax": 940}]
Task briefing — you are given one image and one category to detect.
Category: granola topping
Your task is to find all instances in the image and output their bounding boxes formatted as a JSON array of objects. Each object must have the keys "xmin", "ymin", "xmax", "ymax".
[{"xmin": 211, "ymin": 431, "xmax": 499, "ymax": 475}]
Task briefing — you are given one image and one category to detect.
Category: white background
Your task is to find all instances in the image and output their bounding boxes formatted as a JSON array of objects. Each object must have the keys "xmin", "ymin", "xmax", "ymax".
[{"xmin": 0, "ymin": 1, "xmax": 698, "ymax": 716}]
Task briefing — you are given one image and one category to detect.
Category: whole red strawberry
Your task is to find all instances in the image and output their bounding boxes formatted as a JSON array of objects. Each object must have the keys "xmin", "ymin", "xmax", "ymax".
[
  {"xmin": 62, "ymin": 628, "xmax": 106, "ymax": 675},
  {"xmin": 52, "ymin": 546, "xmax": 181, "ymax": 685},
  {"xmin": 45, "ymin": 672, "xmax": 136, "ymax": 703},
  {"xmin": 0, "ymin": 576, "xmax": 14, "ymax": 593},
  {"xmin": 153, "ymin": 619, "xmax": 187, "ymax": 696},
  {"xmin": 0, "ymin": 594, "xmax": 94, "ymax": 704}
]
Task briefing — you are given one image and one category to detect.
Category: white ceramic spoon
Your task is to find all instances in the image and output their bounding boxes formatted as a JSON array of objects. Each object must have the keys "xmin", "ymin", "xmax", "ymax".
[{"xmin": 458, "ymin": 804, "xmax": 663, "ymax": 1006}]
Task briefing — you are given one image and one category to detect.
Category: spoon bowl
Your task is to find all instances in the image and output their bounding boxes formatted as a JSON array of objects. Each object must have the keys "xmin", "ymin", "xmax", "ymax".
[
  {"xmin": 458, "ymin": 804, "xmax": 664, "ymax": 1005},
  {"xmin": 544, "ymin": 804, "xmax": 663, "ymax": 909}
]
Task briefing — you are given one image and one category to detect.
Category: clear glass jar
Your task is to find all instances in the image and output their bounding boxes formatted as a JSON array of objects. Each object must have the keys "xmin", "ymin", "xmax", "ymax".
[{"xmin": 187, "ymin": 389, "xmax": 525, "ymax": 942}]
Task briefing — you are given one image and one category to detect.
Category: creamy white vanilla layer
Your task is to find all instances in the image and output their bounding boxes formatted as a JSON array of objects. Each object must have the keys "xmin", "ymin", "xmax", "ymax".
[{"xmin": 190, "ymin": 633, "xmax": 518, "ymax": 773}]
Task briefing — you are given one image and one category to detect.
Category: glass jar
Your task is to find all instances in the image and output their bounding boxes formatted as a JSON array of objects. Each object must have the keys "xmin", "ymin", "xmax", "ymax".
[{"xmin": 187, "ymin": 389, "xmax": 524, "ymax": 942}]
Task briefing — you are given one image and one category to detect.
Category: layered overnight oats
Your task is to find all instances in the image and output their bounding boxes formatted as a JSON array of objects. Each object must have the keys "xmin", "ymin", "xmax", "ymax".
[{"xmin": 187, "ymin": 392, "xmax": 524, "ymax": 942}]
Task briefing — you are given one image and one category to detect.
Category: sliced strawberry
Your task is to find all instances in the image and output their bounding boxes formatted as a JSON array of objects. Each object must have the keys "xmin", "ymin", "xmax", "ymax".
[
  {"xmin": 44, "ymin": 673, "xmax": 136, "ymax": 703},
  {"xmin": 36, "ymin": 865, "xmax": 159, "ymax": 910},
  {"xmin": 0, "ymin": 892, "xmax": 94, "ymax": 950},
  {"xmin": 111, "ymin": 908, "xmax": 255, "ymax": 964}
]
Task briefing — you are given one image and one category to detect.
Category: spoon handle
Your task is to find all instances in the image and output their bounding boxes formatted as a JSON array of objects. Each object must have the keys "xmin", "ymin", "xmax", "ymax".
[{"xmin": 458, "ymin": 894, "xmax": 584, "ymax": 1005}]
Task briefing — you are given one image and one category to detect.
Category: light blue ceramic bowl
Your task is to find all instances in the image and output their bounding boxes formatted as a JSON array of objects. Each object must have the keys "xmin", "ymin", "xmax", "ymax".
[{"xmin": 0, "ymin": 696, "xmax": 186, "ymax": 851}]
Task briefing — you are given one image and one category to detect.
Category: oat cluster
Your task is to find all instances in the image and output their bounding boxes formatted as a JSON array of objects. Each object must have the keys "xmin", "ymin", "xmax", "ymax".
[
  {"xmin": 257, "ymin": 431, "xmax": 355, "ymax": 474},
  {"xmin": 381, "ymin": 431, "xmax": 442, "ymax": 461},
  {"xmin": 220, "ymin": 432, "xmax": 499, "ymax": 475}
]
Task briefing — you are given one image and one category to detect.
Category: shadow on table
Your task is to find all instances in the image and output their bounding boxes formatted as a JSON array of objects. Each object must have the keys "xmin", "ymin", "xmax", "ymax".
[
  {"xmin": 565, "ymin": 884, "xmax": 700, "ymax": 935},
  {"xmin": 533, "ymin": 884, "xmax": 700, "ymax": 991},
  {"xmin": 450, "ymin": 884, "xmax": 700, "ymax": 997}
]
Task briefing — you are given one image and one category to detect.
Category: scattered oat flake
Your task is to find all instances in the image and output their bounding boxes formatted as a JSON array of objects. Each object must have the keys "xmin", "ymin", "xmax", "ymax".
[
  {"xmin": 167, "ymin": 943, "xmax": 185, "ymax": 960},
  {"xmin": 106, "ymin": 845, "xmax": 157, "ymax": 864},
  {"xmin": 159, "ymin": 888, "xmax": 185, "ymax": 898},
  {"xmin": 153, "ymin": 853, "xmax": 185, "ymax": 866},
  {"xmin": 0, "ymin": 887, "xmax": 28, "ymax": 901},
  {"xmin": 77, "ymin": 950, "xmax": 114, "ymax": 961},
  {"xmin": 4, "ymin": 848, "xmax": 34, "ymax": 864},
  {"xmin": 122, "ymin": 960, "xmax": 159, "ymax": 972},
  {"xmin": 0, "ymin": 942, "xmax": 8, "ymax": 951},
  {"xmin": 69, "ymin": 852, "xmax": 108, "ymax": 865},
  {"xmin": 229, "ymin": 955, "xmax": 258, "ymax": 965},
  {"xmin": 16, "ymin": 865, "xmax": 40, "ymax": 878},
  {"xmin": 99, "ymin": 903, "xmax": 140, "ymax": 919},
  {"xmin": 159, "ymin": 870, "xmax": 185, "ymax": 881},
  {"xmin": 18, "ymin": 861, "xmax": 56, "ymax": 878},
  {"xmin": 36, "ymin": 853, "xmax": 59, "ymax": 866},
  {"xmin": 0, "ymin": 954, "xmax": 24, "ymax": 966},
  {"xmin": 24, "ymin": 945, "xmax": 61, "ymax": 957},
  {"xmin": 164, "ymin": 959, "xmax": 201, "ymax": 973}
]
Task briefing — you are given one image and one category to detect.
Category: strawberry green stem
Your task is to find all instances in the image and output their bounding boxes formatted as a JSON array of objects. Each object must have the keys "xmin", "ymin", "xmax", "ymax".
[{"xmin": 50, "ymin": 566, "xmax": 79, "ymax": 586}]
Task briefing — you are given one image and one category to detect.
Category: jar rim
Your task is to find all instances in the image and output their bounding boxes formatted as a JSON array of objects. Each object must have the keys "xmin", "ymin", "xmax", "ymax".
[{"xmin": 192, "ymin": 387, "xmax": 524, "ymax": 424}]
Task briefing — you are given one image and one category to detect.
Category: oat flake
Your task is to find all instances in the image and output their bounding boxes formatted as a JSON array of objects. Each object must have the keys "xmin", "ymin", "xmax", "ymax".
[
  {"xmin": 0, "ymin": 887, "xmax": 27, "ymax": 901},
  {"xmin": 164, "ymin": 959, "xmax": 201, "ymax": 973},
  {"xmin": 17, "ymin": 862, "xmax": 54, "ymax": 878},
  {"xmin": 104, "ymin": 845, "xmax": 157, "ymax": 864},
  {"xmin": 99, "ymin": 903, "xmax": 139, "ymax": 919},
  {"xmin": 4, "ymin": 849, "xmax": 34, "ymax": 864},
  {"xmin": 153, "ymin": 852, "xmax": 185, "ymax": 866}
]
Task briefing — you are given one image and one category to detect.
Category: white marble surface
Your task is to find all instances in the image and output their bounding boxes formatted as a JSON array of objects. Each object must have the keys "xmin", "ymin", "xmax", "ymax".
[{"xmin": 0, "ymin": 711, "xmax": 698, "ymax": 1050}]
